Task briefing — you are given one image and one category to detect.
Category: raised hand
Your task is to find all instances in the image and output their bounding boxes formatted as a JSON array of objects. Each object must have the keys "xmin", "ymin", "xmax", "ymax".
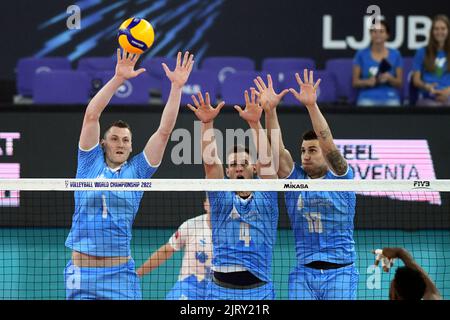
[
  {"xmin": 253, "ymin": 74, "xmax": 289, "ymax": 112},
  {"xmin": 234, "ymin": 89, "xmax": 263, "ymax": 124},
  {"xmin": 187, "ymin": 92, "xmax": 225, "ymax": 123},
  {"xmin": 372, "ymin": 248, "xmax": 397, "ymax": 272},
  {"xmin": 289, "ymin": 69, "xmax": 321, "ymax": 108},
  {"xmin": 162, "ymin": 51, "xmax": 194, "ymax": 89},
  {"xmin": 115, "ymin": 48, "xmax": 146, "ymax": 80}
]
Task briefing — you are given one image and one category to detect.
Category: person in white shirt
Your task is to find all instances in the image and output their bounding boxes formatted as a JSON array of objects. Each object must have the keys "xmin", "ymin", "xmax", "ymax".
[{"xmin": 137, "ymin": 198, "xmax": 212, "ymax": 300}]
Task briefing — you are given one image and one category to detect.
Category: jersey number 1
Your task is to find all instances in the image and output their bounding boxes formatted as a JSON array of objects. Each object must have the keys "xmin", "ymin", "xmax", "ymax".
[
  {"xmin": 101, "ymin": 194, "xmax": 108, "ymax": 219},
  {"xmin": 239, "ymin": 222, "xmax": 251, "ymax": 247},
  {"xmin": 304, "ymin": 212, "xmax": 323, "ymax": 233}
]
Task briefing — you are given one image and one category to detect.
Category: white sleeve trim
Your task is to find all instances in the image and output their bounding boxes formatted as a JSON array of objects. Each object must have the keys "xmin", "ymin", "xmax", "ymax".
[
  {"xmin": 281, "ymin": 164, "xmax": 296, "ymax": 179},
  {"xmin": 329, "ymin": 166, "xmax": 350, "ymax": 178},
  {"xmin": 78, "ymin": 142, "xmax": 99, "ymax": 152},
  {"xmin": 143, "ymin": 151, "xmax": 160, "ymax": 168}
]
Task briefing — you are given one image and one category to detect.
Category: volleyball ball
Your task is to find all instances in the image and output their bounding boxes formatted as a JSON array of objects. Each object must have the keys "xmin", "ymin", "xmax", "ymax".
[{"xmin": 117, "ymin": 17, "xmax": 155, "ymax": 54}]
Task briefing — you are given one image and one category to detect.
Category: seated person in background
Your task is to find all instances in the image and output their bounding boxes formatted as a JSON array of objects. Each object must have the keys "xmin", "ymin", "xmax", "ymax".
[
  {"xmin": 412, "ymin": 14, "xmax": 450, "ymax": 107},
  {"xmin": 372, "ymin": 247, "xmax": 442, "ymax": 300},
  {"xmin": 352, "ymin": 21, "xmax": 403, "ymax": 106}
]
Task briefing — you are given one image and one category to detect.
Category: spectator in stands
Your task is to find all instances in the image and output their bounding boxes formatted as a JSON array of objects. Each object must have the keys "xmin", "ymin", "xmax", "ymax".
[
  {"xmin": 352, "ymin": 21, "xmax": 403, "ymax": 106},
  {"xmin": 412, "ymin": 14, "xmax": 450, "ymax": 107},
  {"xmin": 372, "ymin": 247, "xmax": 442, "ymax": 300}
]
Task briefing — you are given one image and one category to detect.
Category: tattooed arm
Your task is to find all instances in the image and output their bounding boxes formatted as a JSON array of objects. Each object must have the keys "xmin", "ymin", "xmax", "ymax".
[
  {"xmin": 289, "ymin": 69, "xmax": 348, "ymax": 176},
  {"xmin": 307, "ymin": 110, "xmax": 347, "ymax": 175}
]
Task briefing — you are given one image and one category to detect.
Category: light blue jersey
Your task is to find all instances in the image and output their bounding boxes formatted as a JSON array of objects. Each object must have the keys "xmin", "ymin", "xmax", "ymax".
[
  {"xmin": 65, "ymin": 144, "xmax": 158, "ymax": 257},
  {"xmin": 207, "ymin": 191, "xmax": 279, "ymax": 283},
  {"xmin": 64, "ymin": 259, "xmax": 141, "ymax": 300},
  {"xmin": 285, "ymin": 163, "xmax": 358, "ymax": 300},
  {"xmin": 285, "ymin": 163, "xmax": 356, "ymax": 265}
]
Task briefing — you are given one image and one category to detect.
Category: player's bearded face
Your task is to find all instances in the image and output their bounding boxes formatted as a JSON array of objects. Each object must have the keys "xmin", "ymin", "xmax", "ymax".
[
  {"xmin": 102, "ymin": 127, "xmax": 132, "ymax": 166},
  {"xmin": 301, "ymin": 140, "xmax": 328, "ymax": 175},
  {"xmin": 226, "ymin": 152, "xmax": 256, "ymax": 179}
]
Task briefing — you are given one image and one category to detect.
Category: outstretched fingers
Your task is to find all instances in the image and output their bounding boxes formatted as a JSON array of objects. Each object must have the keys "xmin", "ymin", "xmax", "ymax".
[
  {"xmin": 280, "ymin": 88, "xmax": 290, "ymax": 98},
  {"xmin": 244, "ymin": 90, "xmax": 250, "ymax": 106},
  {"xmin": 289, "ymin": 88, "xmax": 300, "ymax": 98},
  {"xmin": 191, "ymin": 95, "xmax": 200, "ymax": 108},
  {"xmin": 250, "ymin": 88, "xmax": 256, "ymax": 104},
  {"xmin": 161, "ymin": 63, "xmax": 170, "ymax": 76},
  {"xmin": 187, "ymin": 104, "xmax": 197, "ymax": 113},
  {"xmin": 176, "ymin": 51, "xmax": 182, "ymax": 68},
  {"xmin": 197, "ymin": 91, "xmax": 205, "ymax": 106},
  {"xmin": 295, "ymin": 72, "xmax": 304, "ymax": 86},
  {"xmin": 267, "ymin": 74, "xmax": 273, "ymax": 88},
  {"xmin": 234, "ymin": 105, "xmax": 244, "ymax": 115},
  {"xmin": 303, "ymin": 69, "xmax": 309, "ymax": 84},
  {"xmin": 313, "ymin": 78, "xmax": 322, "ymax": 90},
  {"xmin": 253, "ymin": 78, "xmax": 264, "ymax": 93},
  {"xmin": 216, "ymin": 101, "xmax": 225, "ymax": 112},
  {"xmin": 182, "ymin": 51, "xmax": 190, "ymax": 68},
  {"xmin": 117, "ymin": 48, "xmax": 122, "ymax": 62},
  {"xmin": 186, "ymin": 53, "xmax": 195, "ymax": 72},
  {"xmin": 256, "ymin": 76, "xmax": 267, "ymax": 90}
]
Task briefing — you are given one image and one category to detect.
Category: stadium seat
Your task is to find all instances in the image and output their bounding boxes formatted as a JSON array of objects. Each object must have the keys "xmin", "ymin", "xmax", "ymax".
[
  {"xmin": 401, "ymin": 57, "xmax": 417, "ymax": 105},
  {"xmin": 32, "ymin": 71, "xmax": 90, "ymax": 104},
  {"xmin": 17, "ymin": 57, "xmax": 71, "ymax": 97},
  {"xmin": 282, "ymin": 70, "xmax": 338, "ymax": 105},
  {"xmin": 325, "ymin": 58, "xmax": 356, "ymax": 104},
  {"xmin": 262, "ymin": 57, "xmax": 316, "ymax": 86},
  {"xmin": 141, "ymin": 56, "xmax": 177, "ymax": 96},
  {"xmin": 94, "ymin": 71, "xmax": 151, "ymax": 105},
  {"xmin": 201, "ymin": 57, "xmax": 255, "ymax": 96},
  {"xmin": 77, "ymin": 57, "xmax": 116, "ymax": 74},
  {"xmin": 161, "ymin": 70, "xmax": 217, "ymax": 105},
  {"xmin": 221, "ymin": 71, "xmax": 268, "ymax": 106},
  {"xmin": 77, "ymin": 57, "xmax": 116, "ymax": 97}
]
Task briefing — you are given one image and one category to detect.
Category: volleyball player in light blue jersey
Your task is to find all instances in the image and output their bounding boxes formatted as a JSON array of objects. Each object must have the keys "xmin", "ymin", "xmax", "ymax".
[
  {"xmin": 257, "ymin": 70, "xmax": 358, "ymax": 300},
  {"xmin": 187, "ymin": 90, "xmax": 279, "ymax": 300},
  {"xmin": 64, "ymin": 49, "xmax": 195, "ymax": 300}
]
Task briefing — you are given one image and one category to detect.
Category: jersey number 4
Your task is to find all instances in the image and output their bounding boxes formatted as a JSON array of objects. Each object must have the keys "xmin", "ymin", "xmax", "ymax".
[
  {"xmin": 304, "ymin": 212, "xmax": 323, "ymax": 233},
  {"xmin": 239, "ymin": 222, "xmax": 251, "ymax": 247}
]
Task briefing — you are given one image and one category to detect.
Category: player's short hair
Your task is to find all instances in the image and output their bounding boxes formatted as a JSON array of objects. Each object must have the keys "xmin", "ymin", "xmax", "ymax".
[
  {"xmin": 103, "ymin": 120, "xmax": 132, "ymax": 139},
  {"xmin": 226, "ymin": 144, "xmax": 254, "ymax": 164},
  {"xmin": 393, "ymin": 266, "xmax": 426, "ymax": 300},
  {"xmin": 301, "ymin": 130, "xmax": 318, "ymax": 141}
]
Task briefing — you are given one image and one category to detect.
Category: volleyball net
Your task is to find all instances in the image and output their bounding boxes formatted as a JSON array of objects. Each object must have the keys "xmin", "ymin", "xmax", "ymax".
[{"xmin": 0, "ymin": 178, "xmax": 449, "ymax": 300}]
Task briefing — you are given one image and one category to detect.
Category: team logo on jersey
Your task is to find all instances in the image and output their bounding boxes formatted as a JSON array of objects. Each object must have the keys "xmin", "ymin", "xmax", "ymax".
[
  {"xmin": 435, "ymin": 57, "xmax": 446, "ymax": 77},
  {"xmin": 195, "ymin": 251, "xmax": 208, "ymax": 263},
  {"xmin": 369, "ymin": 66, "xmax": 379, "ymax": 77}
]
